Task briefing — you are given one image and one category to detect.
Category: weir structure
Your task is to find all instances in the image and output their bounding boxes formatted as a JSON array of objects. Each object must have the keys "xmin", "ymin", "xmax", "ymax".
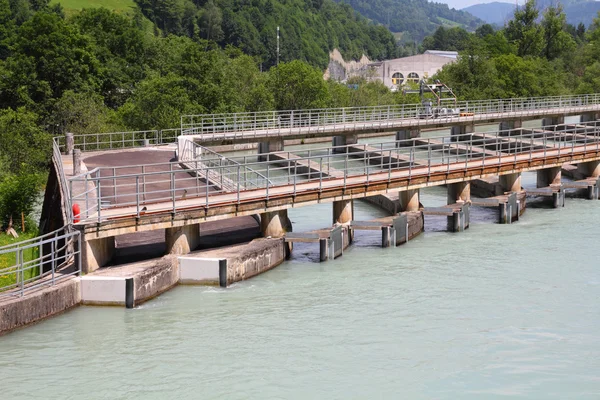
[{"xmin": 4, "ymin": 93, "xmax": 600, "ymax": 333}]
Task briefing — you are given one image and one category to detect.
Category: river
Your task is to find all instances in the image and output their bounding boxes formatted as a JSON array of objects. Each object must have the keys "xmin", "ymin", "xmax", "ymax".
[{"xmin": 1, "ymin": 168, "xmax": 599, "ymax": 399}]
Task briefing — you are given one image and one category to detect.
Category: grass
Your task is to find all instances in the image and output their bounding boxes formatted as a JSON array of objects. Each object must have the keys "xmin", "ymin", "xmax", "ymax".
[
  {"xmin": 50, "ymin": 0, "xmax": 137, "ymax": 14},
  {"xmin": 0, "ymin": 230, "xmax": 41, "ymax": 290}
]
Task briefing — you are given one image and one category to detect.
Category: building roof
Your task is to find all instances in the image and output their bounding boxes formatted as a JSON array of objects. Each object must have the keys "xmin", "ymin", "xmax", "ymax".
[{"xmin": 424, "ymin": 50, "xmax": 459, "ymax": 59}]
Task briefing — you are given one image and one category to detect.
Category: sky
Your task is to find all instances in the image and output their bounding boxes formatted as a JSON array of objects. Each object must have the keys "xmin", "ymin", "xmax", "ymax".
[{"xmin": 437, "ymin": 0, "xmax": 524, "ymax": 9}]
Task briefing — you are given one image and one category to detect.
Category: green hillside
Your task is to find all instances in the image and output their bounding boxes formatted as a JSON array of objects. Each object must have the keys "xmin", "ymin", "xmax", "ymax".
[
  {"xmin": 332, "ymin": 0, "xmax": 484, "ymax": 41},
  {"xmin": 133, "ymin": 0, "xmax": 398, "ymax": 68},
  {"xmin": 50, "ymin": 0, "xmax": 136, "ymax": 13}
]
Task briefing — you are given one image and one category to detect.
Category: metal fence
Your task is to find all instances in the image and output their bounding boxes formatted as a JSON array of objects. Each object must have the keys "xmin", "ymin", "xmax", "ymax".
[
  {"xmin": 67, "ymin": 121, "xmax": 600, "ymax": 224},
  {"xmin": 54, "ymin": 129, "xmax": 181, "ymax": 153},
  {"xmin": 0, "ymin": 227, "xmax": 81, "ymax": 298},
  {"xmin": 180, "ymin": 93, "xmax": 600, "ymax": 137}
]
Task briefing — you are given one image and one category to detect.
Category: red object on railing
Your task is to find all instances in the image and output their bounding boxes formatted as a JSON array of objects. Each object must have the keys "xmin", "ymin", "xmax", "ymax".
[{"xmin": 72, "ymin": 204, "xmax": 80, "ymax": 223}]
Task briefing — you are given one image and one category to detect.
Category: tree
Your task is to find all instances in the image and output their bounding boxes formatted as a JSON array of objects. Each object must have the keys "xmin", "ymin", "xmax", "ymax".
[
  {"xmin": 505, "ymin": 0, "xmax": 544, "ymax": 57},
  {"xmin": 0, "ymin": 173, "xmax": 42, "ymax": 231},
  {"xmin": 198, "ymin": 0, "xmax": 223, "ymax": 42},
  {"xmin": 0, "ymin": 108, "xmax": 51, "ymax": 175},
  {"xmin": 0, "ymin": 12, "xmax": 100, "ymax": 113},
  {"xmin": 268, "ymin": 60, "xmax": 331, "ymax": 110},
  {"xmin": 541, "ymin": 5, "xmax": 575, "ymax": 60}
]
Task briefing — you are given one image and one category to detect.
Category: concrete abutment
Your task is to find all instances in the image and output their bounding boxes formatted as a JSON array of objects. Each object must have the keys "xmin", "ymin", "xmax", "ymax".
[{"xmin": 82, "ymin": 236, "xmax": 115, "ymax": 274}]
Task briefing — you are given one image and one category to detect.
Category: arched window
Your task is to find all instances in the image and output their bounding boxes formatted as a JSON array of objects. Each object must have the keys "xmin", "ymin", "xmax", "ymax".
[
  {"xmin": 407, "ymin": 72, "xmax": 419, "ymax": 83},
  {"xmin": 391, "ymin": 72, "xmax": 404, "ymax": 85}
]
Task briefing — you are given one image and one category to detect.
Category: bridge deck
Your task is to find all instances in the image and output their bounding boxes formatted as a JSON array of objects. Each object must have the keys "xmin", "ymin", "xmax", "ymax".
[
  {"xmin": 185, "ymin": 105, "xmax": 600, "ymax": 145},
  {"xmin": 76, "ymin": 141, "xmax": 600, "ymax": 239}
]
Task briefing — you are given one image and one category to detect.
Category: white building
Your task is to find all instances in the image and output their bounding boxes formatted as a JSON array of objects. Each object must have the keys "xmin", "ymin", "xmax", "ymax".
[{"xmin": 365, "ymin": 52, "xmax": 457, "ymax": 90}]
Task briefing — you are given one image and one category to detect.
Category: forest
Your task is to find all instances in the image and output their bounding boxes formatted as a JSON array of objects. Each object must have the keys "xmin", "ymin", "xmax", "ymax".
[{"xmin": 2, "ymin": 0, "xmax": 600, "ymax": 236}]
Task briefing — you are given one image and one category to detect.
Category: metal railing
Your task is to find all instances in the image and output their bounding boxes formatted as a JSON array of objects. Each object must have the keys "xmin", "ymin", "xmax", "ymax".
[
  {"xmin": 67, "ymin": 121, "xmax": 600, "ymax": 224},
  {"xmin": 180, "ymin": 93, "xmax": 600, "ymax": 138},
  {"xmin": 54, "ymin": 129, "xmax": 181, "ymax": 153},
  {"xmin": 0, "ymin": 226, "xmax": 81, "ymax": 298},
  {"xmin": 179, "ymin": 139, "xmax": 272, "ymax": 191}
]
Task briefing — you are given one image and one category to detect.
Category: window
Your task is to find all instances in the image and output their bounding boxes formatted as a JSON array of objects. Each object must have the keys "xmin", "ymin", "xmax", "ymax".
[
  {"xmin": 391, "ymin": 72, "xmax": 404, "ymax": 85},
  {"xmin": 407, "ymin": 72, "xmax": 419, "ymax": 83}
]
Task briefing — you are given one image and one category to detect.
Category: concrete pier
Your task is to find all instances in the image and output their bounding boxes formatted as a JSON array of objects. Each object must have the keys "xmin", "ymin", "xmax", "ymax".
[
  {"xmin": 542, "ymin": 115, "xmax": 565, "ymax": 128},
  {"xmin": 332, "ymin": 134, "xmax": 358, "ymax": 153},
  {"xmin": 447, "ymin": 182, "xmax": 471, "ymax": 204},
  {"xmin": 260, "ymin": 210, "xmax": 292, "ymax": 238},
  {"xmin": 333, "ymin": 199, "xmax": 353, "ymax": 225},
  {"xmin": 537, "ymin": 166, "xmax": 561, "ymax": 188},
  {"xmin": 83, "ymin": 236, "xmax": 115, "ymax": 273},
  {"xmin": 165, "ymin": 224, "xmax": 201, "ymax": 255},
  {"xmin": 500, "ymin": 119, "xmax": 522, "ymax": 131},
  {"xmin": 258, "ymin": 139, "xmax": 284, "ymax": 161},
  {"xmin": 577, "ymin": 160, "xmax": 600, "ymax": 178},
  {"xmin": 499, "ymin": 173, "xmax": 522, "ymax": 193},
  {"xmin": 399, "ymin": 189, "xmax": 420, "ymax": 212},
  {"xmin": 581, "ymin": 112, "xmax": 600, "ymax": 122},
  {"xmin": 396, "ymin": 129, "xmax": 420, "ymax": 146},
  {"xmin": 450, "ymin": 124, "xmax": 474, "ymax": 142}
]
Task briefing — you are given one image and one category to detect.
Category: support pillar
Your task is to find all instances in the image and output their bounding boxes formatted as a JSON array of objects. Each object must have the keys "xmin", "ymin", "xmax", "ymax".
[
  {"xmin": 332, "ymin": 134, "xmax": 358, "ymax": 154},
  {"xmin": 82, "ymin": 236, "xmax": 115, "ymax": 273},
  {"xmin": 65, "ymin": 132, "xmax": 74, "ymax": 155},
  {"xmin": 450, "ymin": 124, "xmax": 474, "ymax": 142},
  {"xmin": 499, "ymin": 119, "xmax": 522, "ymax": 132},
  {"xmin": 333, "ymin": 199, "xmax": 353, "ymax": 225},
  {"xmin": 499, "ymin": 173, "xmax": 521, "ymax": 193},
  {"xmin": 399, "ymin": 189, "xmax": 420, "ymax": 212},
  {"xmin": 537, "ymin": 166, "xmax": 561, "ymax": 188},
  {"xmin": 395, "ymin": 129, "xmax": 420, "ymax": 147},
  {"xmin": 581, "ymin": 112, "xmax": 600, "ymax": 123},
  {"xmin": 73, "ymin": 149, "xmax": 82, "ymax": 176},
  {"xmin": 260, "ymin": 209, "xmax": 292, "ymax": 238},
  {"xmin": 542, "ymin": 115, "xmax": 565, "ymax": 129},
  {"xmin": 577, "ymin": 160, "xmax": 600, "ymax": 178},
  {"xmin": 258, "ymin": 139, "xmax": 284, "ymax": 161},
  {"xmin": 165, "ymin": 224, "xmax": 201, "ymax": 254},
  {"xmin": 447, "ymin": 182, "xmax": 471, "ymax": 205}
]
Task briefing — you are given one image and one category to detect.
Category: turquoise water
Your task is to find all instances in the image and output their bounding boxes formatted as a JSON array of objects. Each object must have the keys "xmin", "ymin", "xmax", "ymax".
[{"xmin": 2, "ymin": 169, "xmax": 600, "ymax": 399}]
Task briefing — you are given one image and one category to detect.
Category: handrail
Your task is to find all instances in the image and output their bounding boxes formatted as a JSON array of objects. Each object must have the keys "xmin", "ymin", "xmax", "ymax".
[
  {"xmin": 67, "ymin": 120, "xmax": 600, "ymax": 224},
  {"xmin": 0, "ymin": 226, "xmax": 81, "ymax": 298},
  {"xmin": 180, "ymin": 93, "xmax": 600, "ymax": 136}
]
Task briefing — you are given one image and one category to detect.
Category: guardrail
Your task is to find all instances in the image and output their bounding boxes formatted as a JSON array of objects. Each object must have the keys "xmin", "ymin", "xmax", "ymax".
[
  {"xmin": 0, "ymin": 227, "xmax": 81, "ymax": 298},
  {"xmin": 67, "ymin": 121, "xmax": 600, "ymax": 224},
  {"xmin": 179, "ymin": 139, "xmax": 272, "ymax": 190},
  {"xmin": 180, "ymin": 94, "xmax": 600, "ymax": 137},
  {"xmin": 54, "ymin": 129, "xmax": 181, "ymax": 153}
]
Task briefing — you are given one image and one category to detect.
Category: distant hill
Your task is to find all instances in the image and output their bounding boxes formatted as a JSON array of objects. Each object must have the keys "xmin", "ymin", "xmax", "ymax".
[
  {"xmin": 462, "ymin": 2, "xmax": 515, "ymax": 26},
  {"xmin": 333, "ymin": 0, "xmax": 484, "ymax": 41},
  {"xmin": 463, "ymin": 0, "xmax": 600, "ymax": 27}
]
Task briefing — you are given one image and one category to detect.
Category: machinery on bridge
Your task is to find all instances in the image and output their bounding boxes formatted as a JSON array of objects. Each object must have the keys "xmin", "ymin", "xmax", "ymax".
[{"xmin": 404, "ymin": 80, "xmax": 472, "ymax": 119}]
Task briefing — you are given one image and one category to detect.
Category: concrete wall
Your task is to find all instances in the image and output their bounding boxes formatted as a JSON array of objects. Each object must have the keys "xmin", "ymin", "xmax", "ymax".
[
  {"xmin": 133, "ymin": 255, "xmax": 179, "ymax": 304},
  {"xmin": 80, "ymin": 276, "xmax": 126, "ymax": 306},
  {"xmin": 179, "ymin": 257, "xmax": 221, "ymax": 285},
  {"xmin": 0, "ymin": 279, "xmax": 80, "ymax": 335},
  {"xmin": 226, "ymin": 239, "xmax": 286, "ymax": 285}
]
